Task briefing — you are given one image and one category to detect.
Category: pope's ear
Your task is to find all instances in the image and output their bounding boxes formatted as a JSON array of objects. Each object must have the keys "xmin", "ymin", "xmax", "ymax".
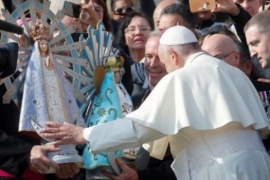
[{"xmin": 169, "ymin": 50, "xmax": 179, "ymax": 66}]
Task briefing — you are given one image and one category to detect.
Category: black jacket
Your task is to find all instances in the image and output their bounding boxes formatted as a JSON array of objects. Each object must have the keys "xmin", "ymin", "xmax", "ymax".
[{"xmin": 0, "ymin": 84, "xmax": 39, "ymax": 177}]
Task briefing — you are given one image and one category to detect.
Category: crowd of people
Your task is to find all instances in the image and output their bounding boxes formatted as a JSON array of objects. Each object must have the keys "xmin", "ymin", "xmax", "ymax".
[{"xmin": 1, "ymin": 0, "xmax": 270, "ymax": 179}]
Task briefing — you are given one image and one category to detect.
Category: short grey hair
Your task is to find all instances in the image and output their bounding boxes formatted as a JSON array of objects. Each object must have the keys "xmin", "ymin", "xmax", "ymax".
[
  {"xmin": 159, "ymin": 42, "xmax": 200, "ymax": 58},
  {"xmin": 244, "ymin": 11, "xmax": 270, "ymax": 35}
]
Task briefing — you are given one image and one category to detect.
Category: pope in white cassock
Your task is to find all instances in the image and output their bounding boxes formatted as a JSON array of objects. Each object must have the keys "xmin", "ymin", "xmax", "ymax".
[{"xmin": 41, "ymin": 26, "xmax": 270, "ymax": 180}]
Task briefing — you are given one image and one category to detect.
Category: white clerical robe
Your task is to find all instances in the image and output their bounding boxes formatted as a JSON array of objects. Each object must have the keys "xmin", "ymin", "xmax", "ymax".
[{"xmin": 84, "ymin": 52, "xmax": 270, "ymax": 180}]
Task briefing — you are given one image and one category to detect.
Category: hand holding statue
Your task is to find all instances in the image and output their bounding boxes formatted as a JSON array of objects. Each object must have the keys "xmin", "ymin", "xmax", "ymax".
[
  {"xmin": 19, "ymin": 19, "xmax": 86, "ymax": 172},
  {"xmin": 28, "ymin": 144, "xmax": 80, "ymax": 178},
  {"xmin": 28, "ymin": 145, "xmax": 60, "ymax": 174}
]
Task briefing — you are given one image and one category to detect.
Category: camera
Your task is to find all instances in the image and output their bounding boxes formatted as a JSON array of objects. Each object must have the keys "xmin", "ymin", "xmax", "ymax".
[
  {"xmin": 0, "ymin": 42, "xmax": 19, "ymax": 79},
  {"xmin": 63, "ymin": 1, "xmax": 81, "ymax": 18}
]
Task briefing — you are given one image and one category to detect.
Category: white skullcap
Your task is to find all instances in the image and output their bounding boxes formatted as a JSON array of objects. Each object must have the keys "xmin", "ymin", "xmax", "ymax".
[{"xmin": 160, "ymin": 25, "xmax": 197, "ymax": 45}]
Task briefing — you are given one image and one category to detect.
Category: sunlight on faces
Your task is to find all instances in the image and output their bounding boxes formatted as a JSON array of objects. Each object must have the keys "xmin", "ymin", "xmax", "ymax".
[
  {"xmin": 145, "ymin": 36, "xmax": 167, "ymax": 86},
  {"xmin": 124, "ymin": 16, "xmax": 151, "ymax": 51},
  {"xmin": 158, "ymin": 14, "xmax": 185, "ymax": 32},
  {"xmin": 245, "ymin": 25, "xmax": 270, "ymax": 68},
  {"xmin": 234, "ymin": 0, "xmax": 261, "ymax": 16}
]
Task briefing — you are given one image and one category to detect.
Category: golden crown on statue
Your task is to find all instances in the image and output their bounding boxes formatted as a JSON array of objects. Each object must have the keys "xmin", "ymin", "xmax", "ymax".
[
  {"xmin": 29, "ymin": 20, "xmax": 50, "ymax": 41},
  {"xmin": 105, "ymin": 55, "xmax": 124, "ymax": 71}
]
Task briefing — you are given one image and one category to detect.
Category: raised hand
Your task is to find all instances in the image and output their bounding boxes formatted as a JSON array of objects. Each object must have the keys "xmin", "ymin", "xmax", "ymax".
[
  {"xmin": 79, "ymin": 0, "xmax": 100, "ymax": 30},
  {"xmin": 213, "ymin": 0, "xmax": 240, "ymax": 16}
]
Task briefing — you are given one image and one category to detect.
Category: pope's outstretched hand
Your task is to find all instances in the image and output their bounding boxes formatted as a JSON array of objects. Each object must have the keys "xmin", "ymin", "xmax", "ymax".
[{"xmin": 40, "ymin": 122, "xmax": 87, "ymax": 145}]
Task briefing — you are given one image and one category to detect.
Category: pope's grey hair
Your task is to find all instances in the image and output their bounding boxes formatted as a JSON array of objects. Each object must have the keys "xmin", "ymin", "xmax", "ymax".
[{"xmin": 159, "ymin": 42, "xmax": 200, "ymax": 58}]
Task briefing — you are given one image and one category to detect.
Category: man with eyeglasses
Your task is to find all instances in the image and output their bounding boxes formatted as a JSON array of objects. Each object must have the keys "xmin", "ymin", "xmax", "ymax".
[
  {"xmin": 202, "ymin": 33, "xmax": 253, "ymax": 75},
  {"xmin": 201, "ymin": 34, "xmax": 242, "ymax": 69}
]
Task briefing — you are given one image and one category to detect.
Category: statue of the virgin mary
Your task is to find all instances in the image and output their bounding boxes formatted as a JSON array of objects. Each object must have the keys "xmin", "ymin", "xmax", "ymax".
[
  {"xmin": 0, "ymin": 0, "xmax": 87, "ymax": 173},
  {"xmin": 19, "ymin": 20, "xmax": 85, "ymax": 172}
]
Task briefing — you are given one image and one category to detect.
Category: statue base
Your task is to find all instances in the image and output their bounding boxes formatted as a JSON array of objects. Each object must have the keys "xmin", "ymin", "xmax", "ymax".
[{"xmin": 46, "ymin": 144, "xmax": 83, "ymax": 173}]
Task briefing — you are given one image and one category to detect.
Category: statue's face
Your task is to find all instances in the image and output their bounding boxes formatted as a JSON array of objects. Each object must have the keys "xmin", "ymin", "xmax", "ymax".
[
  {"xmin": 114, "ymin": 71, "xmax": 121, "ymax": 84},
  {"xmin": 39, "ymin": 39, "xmax": 48, "ymax": 54}
]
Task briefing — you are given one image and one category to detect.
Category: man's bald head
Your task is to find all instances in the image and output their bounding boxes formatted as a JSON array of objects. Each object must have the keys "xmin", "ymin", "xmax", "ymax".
[
  {"xmin": 153, "ymin": 0, "xmax": 178, "ymax": 29},
  {"xmin": 202, "ymin": 34, "xmax": 238, "ymax": 58},
  {"xmin": 201, "ymin": 34, "xmax": 250, "ymax": 74}
]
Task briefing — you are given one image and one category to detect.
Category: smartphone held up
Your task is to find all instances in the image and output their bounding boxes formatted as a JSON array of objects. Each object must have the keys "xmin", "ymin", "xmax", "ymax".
[{"xmin": 63, "ymin": 1, "xmax": 81, "ymax": 18}]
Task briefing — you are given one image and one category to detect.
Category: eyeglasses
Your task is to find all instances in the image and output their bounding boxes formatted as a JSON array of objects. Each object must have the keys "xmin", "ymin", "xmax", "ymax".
[
  {"xmin": 113, "ymin": 6, "xmax": 134, "ymax": 15},
  {"xmin": 125, "ymin": 26, "xmax": 151, "ymax": 34},
  {"xmin": 214, "ymin": 51, "xmax": 236, "ymax": 60},
  {"xmin": 199, "ymin": 24, "xmax": 228, "ymax": 36}
]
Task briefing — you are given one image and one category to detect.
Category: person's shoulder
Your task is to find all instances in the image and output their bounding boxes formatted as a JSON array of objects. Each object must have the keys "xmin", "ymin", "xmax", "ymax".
[{"xmin": 159, "ymin": 69, "xmax": 188, "ymax": 85}]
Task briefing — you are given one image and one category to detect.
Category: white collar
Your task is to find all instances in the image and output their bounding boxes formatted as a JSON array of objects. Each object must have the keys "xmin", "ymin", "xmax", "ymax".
[{"xmin": 185, "ymin": 51, "xmax": 205, "ymax": 65}]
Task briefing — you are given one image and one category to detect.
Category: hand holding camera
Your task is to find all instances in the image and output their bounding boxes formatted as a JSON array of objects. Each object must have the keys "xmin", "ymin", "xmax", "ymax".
[
  {"xmin": 189, "ymin": 0, "xmax": 240, "ymax": 16},
  {"xmin": 63, "ymin": 0, "xmax": 99, "ymax": 31},
  {"xmin": 79, "ymin": 2, "xmax": 99, "ymax": 30}
]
